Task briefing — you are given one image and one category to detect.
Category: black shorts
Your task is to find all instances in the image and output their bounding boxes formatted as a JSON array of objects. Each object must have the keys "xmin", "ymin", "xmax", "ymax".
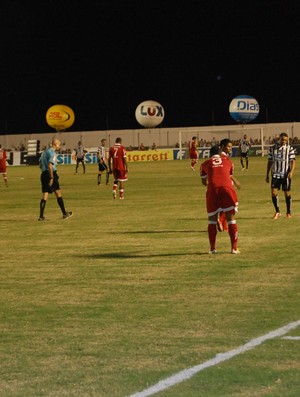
[
  {"xmin": 41, "ymin": 171, "xmax": 60, "ymax": 193},
  {"xmin": 271, "ymin": 176, "xmax": 291, "ymax": 191},
  {"xmin": 240, "ymin": 151, "xmax": 248, "ymax": 158},
  {"xmin": 76, "ymin": 158, "xmax": 85, "ymax": 164},
  {"xmin": 98, "ymin": 162, "xmax": 108, "ymax": 172}
]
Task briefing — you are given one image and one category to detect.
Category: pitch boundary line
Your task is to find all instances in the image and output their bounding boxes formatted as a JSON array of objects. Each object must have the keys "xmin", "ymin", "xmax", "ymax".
[{"xmin": 127, "ymin": 320, "xmax": 300, "ymax": 397}]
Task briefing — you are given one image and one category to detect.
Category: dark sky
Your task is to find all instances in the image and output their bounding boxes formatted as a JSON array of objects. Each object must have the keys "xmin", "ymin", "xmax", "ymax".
[{"xmin": 1, "ymin": 0, "xmax": 300, "ymax": 134}]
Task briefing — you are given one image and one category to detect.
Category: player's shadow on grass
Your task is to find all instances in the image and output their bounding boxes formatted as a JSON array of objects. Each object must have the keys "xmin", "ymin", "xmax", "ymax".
[
  {"xmin": 113, "ymin": 230, "xmax": 207, "ymax": 234},
  {"xmin": 83, "ymin": 251, "xmax": 208, "ymax": 259}
]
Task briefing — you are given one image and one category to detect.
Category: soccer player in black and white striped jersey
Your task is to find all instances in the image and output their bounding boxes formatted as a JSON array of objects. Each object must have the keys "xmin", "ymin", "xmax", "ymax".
[
  {"xmin": 239, "ymin": 134, "xmax": 251, "ymax": 170},
  {"xmin": 266, "ymin": 132, "xmax": 296, "ymax": 219},
  {"xmin": 97, "ymin": 139, "xmax": 109, "ymax": 186}
]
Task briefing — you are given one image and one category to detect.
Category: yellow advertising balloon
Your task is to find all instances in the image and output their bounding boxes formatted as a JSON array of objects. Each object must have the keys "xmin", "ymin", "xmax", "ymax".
[{"xmin": 46, "ymin": 104, "xmax": 75, "ymax": 131}]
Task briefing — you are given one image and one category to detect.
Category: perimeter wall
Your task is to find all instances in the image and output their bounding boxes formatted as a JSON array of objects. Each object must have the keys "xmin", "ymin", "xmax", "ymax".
[
  {"xmin": 1, "ymin": 121, "xmax": 300, "ymax": 152},
  {"xmin": 1, "ymin": 121, "xmax": 300, "ymax": 166}
]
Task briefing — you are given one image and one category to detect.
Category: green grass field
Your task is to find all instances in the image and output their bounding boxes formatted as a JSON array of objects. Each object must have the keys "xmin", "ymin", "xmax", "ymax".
[{"xmin": 1, "ymin": 157, "xmax": 299, "ymax": 397}]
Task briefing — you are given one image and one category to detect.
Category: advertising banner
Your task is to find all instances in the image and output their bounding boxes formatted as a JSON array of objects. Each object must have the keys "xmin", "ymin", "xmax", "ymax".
[
  {"xmin": 126, "ymin": 149, "xmax": 173, "ymax": 162},
  {"xmin": 6, "ymin": 146, "xmax": 299, "ymax": 166}
]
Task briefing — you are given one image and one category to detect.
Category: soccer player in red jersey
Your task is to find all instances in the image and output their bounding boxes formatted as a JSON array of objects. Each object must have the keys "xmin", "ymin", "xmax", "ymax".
[
  {"xmin": 109, "ymin": 137, "xmax": 128, "ymax": 199},
  {"xmin": 189, "ymin": 136, "xmax": 198, "ymax": 171},
  {"xmin": 0, "ymin": 144, "xmax": 8, "ymax": 187},
  {"xmin": 217, "ymin": 138, "xmax": 234, "ymax": 232},
  {"xmin": 200, "ymin": 145, "xmax": 241, "ymax": 254}
]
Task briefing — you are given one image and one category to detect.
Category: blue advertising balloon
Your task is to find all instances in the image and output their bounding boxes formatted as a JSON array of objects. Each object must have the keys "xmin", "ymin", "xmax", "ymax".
[{"xmin": 229, "ymin": 95, "xmax": 259, "ymax": 123}]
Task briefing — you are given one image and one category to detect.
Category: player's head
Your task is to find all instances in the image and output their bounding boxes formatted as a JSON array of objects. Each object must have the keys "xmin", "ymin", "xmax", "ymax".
[
  {"xmin": 279, "ymin": 132, "xmax": 288, "ymax": 146},
  {"xmin": 243, "ymin": 134, "xmax": 247, "ymax": 139},
  {"xmin": 116, "ymin": 137, "xmax": 122, "ymax": 144},
  {"xmin": 78, "ymin": 141, "xmax": 82, "ymax": 145},
  {"xmin": 210, "ymin": 145, "xmax": 220, "ymax": 157},
  {"xmin": 101, "ymin": 139, "xmax": 106, "ymax": 145},
  {"xmin": 220, "ymin": 138, "xmax": 232, "ymax": 155},
  {"xmin": 52, "ymin": 138, "xmax": 61, "ymax": 151}
]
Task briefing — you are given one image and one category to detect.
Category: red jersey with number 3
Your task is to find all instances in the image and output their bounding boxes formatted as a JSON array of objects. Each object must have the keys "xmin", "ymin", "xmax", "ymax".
[{"xmin": 200, "ymin": 154, "xmax": 238, "ymax": 215}]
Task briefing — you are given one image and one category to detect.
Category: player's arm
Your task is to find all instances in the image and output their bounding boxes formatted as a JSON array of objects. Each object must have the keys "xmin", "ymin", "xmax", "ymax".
[
  {"xmin": 288, "ymin": 159, "xmax": 296, "ymax": 179},
  {"xmin": 231, "ymin": 175, "xmax": 241, "ymax": 190},
  {"xmin": 101, "ymin": 150, "xmax": 105, "ymax": 163},
  {"xmin": 266, "ymin": 159, "xmax": 272, "ymax": 183},
  {"xmin": 48, "ymin": 162, "xmax": 54, "ymax": 185},
  {"xmin": 200, "ymin": 164, "xmax": 207, "ymax": 186},
  {"xmin": 124, "ymin": 156, "xmax": 128, "ymax": 172},
  {"xmin": 108, "ymin": 154, "xmax": 113, "ymax": 174},
  {"xmin": 201, "ymin": 175, "xmax": 207, "ymax": 186}
]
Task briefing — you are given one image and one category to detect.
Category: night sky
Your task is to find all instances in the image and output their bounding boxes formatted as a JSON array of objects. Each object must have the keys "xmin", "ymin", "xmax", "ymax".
[{"xmin": 1, "ymin": 0, "xmax": 300, "ymax": 134}]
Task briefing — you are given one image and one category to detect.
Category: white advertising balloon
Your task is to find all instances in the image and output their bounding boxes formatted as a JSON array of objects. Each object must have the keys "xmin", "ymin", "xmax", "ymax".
[{"xmin": 135, "ymin": 100, "xmax": 165, "ymax": 128}]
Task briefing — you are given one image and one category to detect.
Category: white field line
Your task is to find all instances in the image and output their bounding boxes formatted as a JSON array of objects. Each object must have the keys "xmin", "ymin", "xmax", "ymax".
[{"xmin": 127, "ymin": 320, "xmax": 300, "ymax": 397}]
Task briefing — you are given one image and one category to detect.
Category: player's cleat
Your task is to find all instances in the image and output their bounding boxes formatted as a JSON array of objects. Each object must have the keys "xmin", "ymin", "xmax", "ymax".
[
  {"xmin": 113, "ymin": 191, "xmax": 116, "ymax": 199},
  {"xmin": 242, "ymin": 167, "xmax": 245, "ymax": 171},
  {"xmin": 217, "ymin": 219, "xmax": 224, "ymax": 232},
  {"xmin": 273, "ymin": 212, "xmax": 281, "ymax": 219},
  {"xmin": 231, "ymin": 249, "xmax": 241, "ymax": 255},
  {"xmin": 119, "ymin": 197, "xmax": 124, "ymax": 200},
  {"xmin": 286, "ymin": 213, "xmax": 291, "ymax": 219},
  {"xmin": 38, "ymin": 217, "xmax": 47, "ymax": 221},
  {"xmin": 209, "ymin": 250, "xmax": 217, "ymax": 254},
  {"xmin": 63, "ymin": 211, "xmax": 73, "ymax": 219}
]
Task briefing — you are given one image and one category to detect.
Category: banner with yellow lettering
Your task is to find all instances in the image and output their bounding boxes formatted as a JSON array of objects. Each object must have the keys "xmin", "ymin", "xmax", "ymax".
[{"xmin": 126, "ymin": 149, "xmax": 174, "ymax": 162}]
